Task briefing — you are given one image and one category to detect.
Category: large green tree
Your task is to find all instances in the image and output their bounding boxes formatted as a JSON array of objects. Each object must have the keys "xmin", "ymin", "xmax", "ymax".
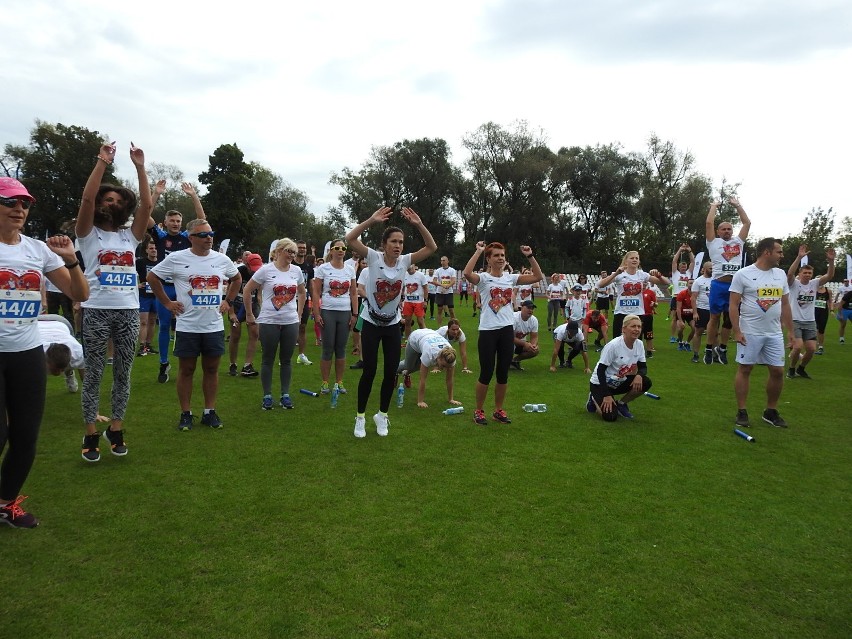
[
  {"xmin": 198, "ymin": 144, "xmax": 255, "ymax": 250},
  {"xmin": 330, "ymin": 138, "xmax": 458, "ymax": 263},
  {"xmin": 3, "ymin": 120, "xmax": 117, "ymax": 237}
]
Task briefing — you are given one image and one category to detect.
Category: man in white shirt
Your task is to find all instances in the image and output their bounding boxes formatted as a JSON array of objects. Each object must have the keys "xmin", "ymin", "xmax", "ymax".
[
  {"xmin": 432, "ymin": 256, "xmax": 457, "ymax": 326},
  {"xmin": 148, "ymin": 220, "xmax": 241, "ymax": 430},
  {"xmin": 729, "ymin": 237, "xmax": 793, "ymax": 428},
  {"xmin": 39, "ymin": 315, "xmax": 84, "ymax": 392},
  {"xmin": 510, "ymin": 300, "xmax": 539, "ymax": 370}
]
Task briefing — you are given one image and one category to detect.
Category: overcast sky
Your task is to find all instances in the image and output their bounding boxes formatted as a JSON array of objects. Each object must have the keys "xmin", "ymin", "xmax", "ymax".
[{"xmin": 5, "ymin": 0, "xmax": 851, "ymax": 242}]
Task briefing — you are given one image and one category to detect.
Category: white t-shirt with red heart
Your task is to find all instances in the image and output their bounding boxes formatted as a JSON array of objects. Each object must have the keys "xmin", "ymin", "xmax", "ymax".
[
  {"xmin": 477, "ymin": 272, "xmax": 521, "ymax": 330},
  {"xmin": 252, "ymin": 263, "xmax": 305, "ymax": 325},
  {"xmin": 359, "ymin": 248, "xmax": 411, "ymax": 327},
  {"xmin": 612, "ymin": 270, "xmax": 650, "ymax": 316},
  {"xmin": 150, "ymin": 248, "xmax": 239, "ymax": 333}
]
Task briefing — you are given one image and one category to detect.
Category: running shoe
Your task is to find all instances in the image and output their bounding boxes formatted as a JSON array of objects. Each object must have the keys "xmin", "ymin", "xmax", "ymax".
[
  {"xmin": 373, "ymin": 413, "xmax": 389, "ymax": 436},
  {"xmin": 615, "ymin": 401, "xmax": 634, "ymax": 419},
  {"xmin": 320, "ymin": 382, "xmax": 331, "ymax": 395},
  {"xmin": 65, "ymin": 372, "xmax": 79, "ymax": 393},
  {"xmin": 297, "ymin": 353, "xmax": 313, "ymax": 365},
  {"xmin": 492, "ymin": 409, "xmax": 512, "ymax": 424},
  {"xmin": 146, "ymin": 344, "xmax": 158, "ymax": 354},
  {"xmin": 786, "ymin": 368, "xmax": 796, "ymax": 379},
  {"xmin": 815, "ymin": 346, "xmax": 824, "ymax": 355},
  {"xmin": 354, "ymin": 416, "xmax": 367, "ymax": 438},
  {"xmin": 102, "ymin": 428, "xmax": 127, "ymax": 456},
  {"xmin": 683, "ymin": 343, "xmax": 691, "ymax": 352},
  {"xmin": 735, "ymin": 409, "xmax": 750, "ymax": 428},
  {"xmin": 81, "ymin": 432, "xmax": 101, "ymax": 462},
  {"xmin": 586, "ymin": 393, "xmax": 597, "ymax": 413},
  {"xmin": 158, "ymin": 362, "xmax": 170, "ymax": 384},
  {"xmin": 795, "ymin": 367, "xmax": 811, "ymax": 379},
  {"xmin": 262, "ymin": 395, "xmax": 274, "ymax": 411},
  {"xmin": 229, "ymin": 363, "xmax": 238, "ymax": 377},
  {"xmin": 762, "ymin": 409, "xmax": 788, "ymax": 428},
  {"xmin": 715, "ymin": 347, "xmax": 728, "ymax": 365},
  {"xmin": 350, "ymin": 360, "xmax": 364, "ymax": 370},
  {"xmin": 669, "ymin": 336, "xmax": 678, "ymax": 343},
  {"xmin": 473, "ymin": 409, "xmax": 488, "ymax": 426},
  {"xmin": 703, "ymin": 348, "xmax": 713, "ymax": 365},
  {"xmin": 691, "ymin": 353, "xmax": 699, "ymax": 363},
  {"xmin": 137, "ymin": 344, "xmax": 147, "ymax": 357},
  {"xmin": 336, "ymin": 384, "xmax": 347, "ymax": 394},
  {"xmin": 0, "ymin": 496, "xmax": 39, "ymax": 528},
  {"xmin": 201, "ymin": 411, "xmax": 224, "ymax": 429},
  {"xmin": 280, "ymin": 395, "xmax": 294, "ymax": 410},
  {"xmin": 241, "ymin": 364, "xmax": 259, "ymax": 377},
  {"xmin": 178, "ymin": 412, "xmax": 194, "ymax": 431},
  {"xmin": 840, "ymin": 337, "xmax": 845, "ymax": 344},
  {"xmin": 509, "ymin": 361, "xmax": 524, "ymax": 371}
]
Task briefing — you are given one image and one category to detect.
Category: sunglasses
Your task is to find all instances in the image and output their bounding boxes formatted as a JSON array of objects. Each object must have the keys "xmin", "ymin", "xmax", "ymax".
[
  {"xmin": 330, "ymin": 246, "xmax": 347, "ymax": 252},
  {"xmin": 190, "ymin": 231, "xmax": 215, "ymax": 238},
  {"xmin": 0, "ymin": 196, "xmax": 32, "ymax": 210}
]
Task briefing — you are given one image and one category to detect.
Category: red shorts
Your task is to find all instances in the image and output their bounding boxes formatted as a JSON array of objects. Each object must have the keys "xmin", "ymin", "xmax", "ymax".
[{"xmin": 402, "ymin": 301, "xmax": 425, "ymax": 318}]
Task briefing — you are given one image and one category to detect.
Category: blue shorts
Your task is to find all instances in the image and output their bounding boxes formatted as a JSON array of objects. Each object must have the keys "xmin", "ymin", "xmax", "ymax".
[
  {"xmin": 139, "ymin": 296, "xmax": 157, "ymax": 313},
  {"xmin": 840, "ymin": 309, "xmax": 852, "ymax": 322},
  {"xmin": 709, "ymin": 279, "xmax": 732, "ymax": 315}
]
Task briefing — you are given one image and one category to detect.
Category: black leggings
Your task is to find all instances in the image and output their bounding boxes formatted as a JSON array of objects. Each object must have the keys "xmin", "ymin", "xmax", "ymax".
[
  {"xmin": 0, "ymin": 347, "xmax": 47, "ymax": 501},
  {"xmin": 357, "ymin": 320, "xmax": 402, "ymax": 413},
  {"xmin": 478, "ymin": 325, "xmax": 514, "ymax": 386}
]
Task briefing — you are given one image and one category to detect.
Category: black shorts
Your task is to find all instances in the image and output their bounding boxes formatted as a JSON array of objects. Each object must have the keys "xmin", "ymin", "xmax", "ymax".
[
  {"xmin": 434, "ymin": 293, "xmax": 454, "ymax": 308},
  {"xmin": 174, "ymin": 330, "xmax": 226, "ymax": 358},
  {"xmin": 595, "ymin": 298, "xmax": 610, "ymax": 311},
  {"xmin": 640, "ymin": 314, "xmax": 654, "ymax": 341},
  {"xmin": 694, "ymin": 308, "xmax": 710, "ymax": 329}
]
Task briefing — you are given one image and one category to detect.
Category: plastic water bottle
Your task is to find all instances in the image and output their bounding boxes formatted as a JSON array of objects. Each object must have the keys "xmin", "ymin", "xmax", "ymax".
[
  {"xmin": 522, "ymin": 404, "xmax": 548, "ymax": 413},
  {"xmin": 442, "ymin": 406, "xmax": 464, "ymax": 415},
  {"xmin": 396, "ymin": 383, "xmax": 405, "ymax": 408},
  {"xmin": 330, "ymin": 383, "xmax": 339, "ymax": 409}
]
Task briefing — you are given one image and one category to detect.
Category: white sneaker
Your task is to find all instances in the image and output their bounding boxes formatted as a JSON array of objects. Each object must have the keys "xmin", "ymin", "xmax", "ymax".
[
  {"xmin": 354, "ymin": 416, "xmax": 366, "ymax": 438},
  {"xmin": 298, "ymin": 353, "xmax": 313, "ymax": 365},
  {"xmin": 373, "ymin": 413, "xmax": 389, "ymax": 437},
  {"xmin": 65, "ymin": 372, "xmax": 79, "ymax": 393}
]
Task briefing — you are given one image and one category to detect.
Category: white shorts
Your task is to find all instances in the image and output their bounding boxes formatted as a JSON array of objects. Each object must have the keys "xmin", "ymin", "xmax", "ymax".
[{"xmin": 735, "ymin": 334, "xmax": 785, "ymax": 367}]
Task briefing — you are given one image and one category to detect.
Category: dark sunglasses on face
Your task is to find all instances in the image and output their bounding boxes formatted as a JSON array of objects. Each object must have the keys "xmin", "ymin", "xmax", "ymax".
[
  {"xmin": 330, "ymin": 246, "xmax": 347, "ymax": 252},
  {"xmin": 190, "ymin": 231, "xmax": 215, "ymax": 238},
  {"xmin": 0, "ymin": 196, "xmax": 32, "ymax": 210}
]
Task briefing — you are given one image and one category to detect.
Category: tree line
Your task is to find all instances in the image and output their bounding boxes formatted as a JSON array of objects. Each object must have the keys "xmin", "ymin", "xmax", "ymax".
[{"xmin": 3, "ymin": 119, "xmax": 848, "ymax": 278}]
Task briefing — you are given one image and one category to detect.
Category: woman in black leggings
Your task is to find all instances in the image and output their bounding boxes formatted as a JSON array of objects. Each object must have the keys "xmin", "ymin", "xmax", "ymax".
[
  {"xmin": 463, "ymin": 241, "xmax": 543, "ymax": 426},
  {"xmin": 0, "ymin": 178, "xmax": 88, "ymax": 528},
  {"xmin": 345, "ymin": 207, "xmax": 436, "ymax": 438}
]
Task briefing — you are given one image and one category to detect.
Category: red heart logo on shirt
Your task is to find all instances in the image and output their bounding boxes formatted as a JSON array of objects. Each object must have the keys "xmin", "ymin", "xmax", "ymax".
[
  {"xmin": 0, "ymin": 269, "xmax": 42, "ymax": 291},
  {"xmin": 373, "ymin": 280, "xmax": 402, "ymax": 308},
  {"xmin": 189, "ymin": 275, "xmax": 221, "ymax": 291},
  {"xmin": 99, "ymin": 250, "xmax": 134, "ymax": 266},
  {"xmin": 757, "ymin": 298, "xmax": 779, "ymax": 312},
  {"xmin": 622, "ymin": 282, "xmax": 642, "ymax": 296},
  {"xmin": 488, "ymin": 287, "xmax": 513, "ymax": 313},
  {"xmin": 272, "ymin": 284, "xmax": 297, "ymax": 310},
  {"xmin": 721, "ymin": 243, "xmax": 741, "ymax": 262},
  {"xmin": 329, "ymin": 280, "xmax": 350, "ymax": 297}
]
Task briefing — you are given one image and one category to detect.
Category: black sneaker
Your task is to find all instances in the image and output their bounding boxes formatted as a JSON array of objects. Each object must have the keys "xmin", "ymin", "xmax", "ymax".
[
  {"xmin": 645, "ymin": 351, "xmax": 653, "ymax": 359},
  {"xmin": 137, "ymin": 344, "xmax": 147, "ymax": 357},
  {"xmin": 178, "ymin": 412, "xmax": 194, "ymax": 432},
  {"xmin": 509, "ymin": 361, "xmax": 523, "ymax": 371},
  {"xmin": 691, "ymin": 353, "xmax": 699, "ymax": 363},
  {"xmin": 735, "ymin": 409, "xmax": 750, "ymax": 428},
  {"xmin": 703, "ymin": 348, "xmax": 713, "ymax": 365},
  {"xmin": 473, "ymin": 409, "xmax": 488, "ymax": 426},
  {"xmin": 350, "ymin": 360, "xmax": 364, "ymax": 370},
  {"xmin": 103, "ymin": 428, "xmax": 127, "ymax": 456},
  {"xmin": 241, "ymin": 364, "xmax": 259, "ymax": 377},
  {"xmin": 146, "ymin": 344, "xmax": 158, "ymax": 354},
  {"xmin": 786, "ymin": 368, "xmax": 796, "ymax": 379},
  {"xmin": 229, "ymin": 363, "xmax": 238, "ymax": 377},
  {"xmin": 716, "ymin": 347, "xmax": 728, "ymax": 365},
  {"xmin": 201, "ymin": 411, "xmax": 224, "ymax": 429},
  {"xmin": 157, "ymin": 362, "xmax": 170, "ymax": 384},
  {"xmin": 586, "ymin": 393, "xmax": 597, "ymax": 413},
  {"xmin": 565, "ymin": 360, "xmax": 574, "ymax": 369},
  {"xmin": 795, "ymin": 367, "xmax": 811, "ymax": 379},
  {"xmin": 81, "ymin": 433, "xmax": 101, "ymax": 462},
  {"xmin": 615, "ymin": 401, "xmax": 634, "ymax": 419},
  {"xmin": 0, "ymin": 496, "xmax": 39, "ymax": 528},
  {"xmin": 762, "ymin": 409, "xmax": 788, "ymax": 428},
  {"xmin": 492, "ymin": 409, "xmax": 512, "ymax": 424}
]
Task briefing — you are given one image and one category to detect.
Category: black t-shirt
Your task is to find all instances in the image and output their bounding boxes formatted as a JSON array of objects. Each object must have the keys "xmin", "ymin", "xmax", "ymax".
[
  {"xmin": 842, "ymin": 290, "xmax": 852, "ymax": 311},
  {"xmin": 151, "ymin": 226, "xmax": 191, "ymax": 262},
  {"xmin": 294, "ymin": 259, "xmax": 314, "ymax": 298},
  {"xmin": 135, "ymin": 257, "xmax": 158, "ymax": 298}
]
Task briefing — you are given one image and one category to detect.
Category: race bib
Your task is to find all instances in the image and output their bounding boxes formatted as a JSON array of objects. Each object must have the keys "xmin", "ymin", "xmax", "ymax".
[
  {"xmin": 97, "ymin": 251, "xmax": 136, "ymax": 291},
  {"xmin": 0, "ymin": 269, "xmax": 42, "ymax": 325},
  {"xmin": 189, "ymin": 274, "xmax": 222, "ymax": 307},
  {"xmin": 756, "ymin": 287, "xmax": 783, "ymax": 312}
]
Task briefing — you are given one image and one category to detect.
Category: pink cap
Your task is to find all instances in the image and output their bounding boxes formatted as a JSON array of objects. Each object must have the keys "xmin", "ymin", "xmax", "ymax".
[{"xmin": 0, "ymin": 177, "xmax": 35, "ymax": 202}]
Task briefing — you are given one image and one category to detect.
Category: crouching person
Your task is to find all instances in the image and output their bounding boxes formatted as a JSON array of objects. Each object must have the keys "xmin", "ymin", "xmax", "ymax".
[{"xmin": 586, "ymin": 313, "xmax": 652, "ymax": 421}]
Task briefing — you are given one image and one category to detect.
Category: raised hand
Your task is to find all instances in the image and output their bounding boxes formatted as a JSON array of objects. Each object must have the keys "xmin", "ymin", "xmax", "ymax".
[
  {"xmin": 180, "ymin": 182, "xmax": 197, "ymax": 196},
  {"xmin": 400, "ymin": 207, "xmax": 422, "ymax": 226},
  {"xmin": 129, "ymin": 142, "xmax": 145, "ymax": 167}
]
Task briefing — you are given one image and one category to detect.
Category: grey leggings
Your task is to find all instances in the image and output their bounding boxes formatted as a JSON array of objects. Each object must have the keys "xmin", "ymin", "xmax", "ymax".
[
  {"xmin": 321, "ymin": 309, "xmax": 351, "ymax": 360},
  {"xmin": 258, "ymin": 322, "xmax": 299, "ymax": 396},
  {"xmin": 397, "ymin": 341, "xmax": 424, "ymax": 374},
  {"xmin": 82, "ymin": 308, "xmax": 140, "ymax": 424}
]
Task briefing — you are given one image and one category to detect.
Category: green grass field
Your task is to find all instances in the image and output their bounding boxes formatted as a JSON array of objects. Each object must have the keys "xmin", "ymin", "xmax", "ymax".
[{"xmin": 6, "ymin": 306, "xmax": 851, "ymax": 638}]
